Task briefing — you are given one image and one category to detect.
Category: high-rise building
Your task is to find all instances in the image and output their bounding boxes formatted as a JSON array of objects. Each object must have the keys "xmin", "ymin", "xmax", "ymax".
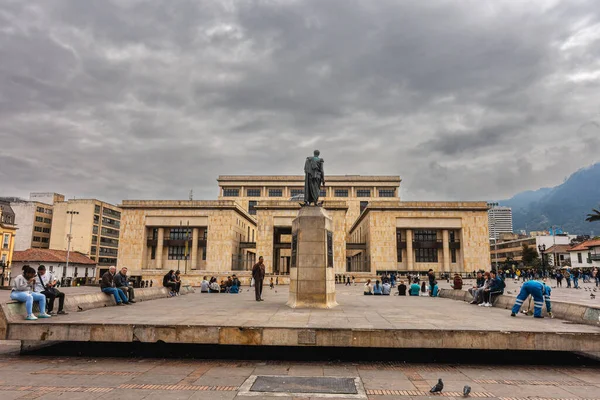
[
  {"xmin": 4, "ymin": 193, "xmax": 65, "ymax": 251},
  {"xmin": 488, "ymin": 205, "xmax": 513, "ymax": 240},
  {"xmin": 49, "ymin": 199, "xmax": 122, "ymax": 273}
]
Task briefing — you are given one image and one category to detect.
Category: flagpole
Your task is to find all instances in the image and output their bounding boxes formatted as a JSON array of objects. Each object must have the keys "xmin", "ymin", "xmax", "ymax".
[
  {"xmin": 185, "ymin": 220, "xmax": 190, "ymax": 275},
  {"xmin": 178, "ymin": 220, "xmax": 181, "ymax": 272}
]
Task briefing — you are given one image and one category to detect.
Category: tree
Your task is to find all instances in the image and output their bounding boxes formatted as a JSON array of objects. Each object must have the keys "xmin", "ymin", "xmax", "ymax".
[
  {"xmin": 586, "ymin": 208, "xmax": 600, "ymax": 222},
  {"xmin": 521, "ymin": 244, "xmax": 539, "ymax": 266}
]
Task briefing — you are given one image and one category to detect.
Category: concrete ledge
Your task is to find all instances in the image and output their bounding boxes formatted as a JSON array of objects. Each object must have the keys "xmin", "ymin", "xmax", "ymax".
[
  {"xmin": 438, "ymin": 288, "xmax": 600, "ymax": 327},
  {"xmin": 1, "ymin": 285, "xmax": 194, "ymax": 324}
]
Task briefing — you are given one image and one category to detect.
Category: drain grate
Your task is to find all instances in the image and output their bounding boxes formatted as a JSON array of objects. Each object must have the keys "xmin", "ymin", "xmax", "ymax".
[{"xmin": 251, "ymin": 376, "xmax": 358, "ymax": 394}]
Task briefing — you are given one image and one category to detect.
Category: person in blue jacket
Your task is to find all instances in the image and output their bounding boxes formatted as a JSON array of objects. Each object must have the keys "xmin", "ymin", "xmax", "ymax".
[{"xmin": 510, "ymin": 280, "xmax": 552, "ymax": 318}]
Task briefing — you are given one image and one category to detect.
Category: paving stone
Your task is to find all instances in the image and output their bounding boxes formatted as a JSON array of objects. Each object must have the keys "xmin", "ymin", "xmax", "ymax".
[
  {"xmin": 287, "ymin": 366, "xmax": 324, "ymax": 377},
  {"xmin": 98, "ymin": 389, "xmax": 155, "ymax": 400},
  {"xmin": 130, "ymin": 373, "xmax": 188, "ymax": 385}
]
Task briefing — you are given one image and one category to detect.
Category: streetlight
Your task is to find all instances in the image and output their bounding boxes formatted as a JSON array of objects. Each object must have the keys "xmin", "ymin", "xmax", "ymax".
[
  {"xmin": 65, "ymin": 210, "xmax": 79, "ymax": 281},
  {"xmin": 538, "ymin": 243, "xmax": 546, "ymax": 275}
]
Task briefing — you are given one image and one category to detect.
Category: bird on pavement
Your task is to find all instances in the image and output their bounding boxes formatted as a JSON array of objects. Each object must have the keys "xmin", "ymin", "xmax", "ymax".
[
  {"xmin": 463, "ymin": 385, "xmax": 471, "ymax": 397},
  {"xmin": 591, "ymin": 293, "xmax": 596, "ymax": 299},
  {"xmin": 430, "ymin": 379, "xmax": 444, "ymax": 393}
]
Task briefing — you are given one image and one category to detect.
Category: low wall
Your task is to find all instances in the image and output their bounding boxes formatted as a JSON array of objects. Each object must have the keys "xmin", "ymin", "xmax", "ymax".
[
  {"xmin": 439, "ymin": 288, "xmax": 600, "ymax": 327},
  {"xmin": 0, "ymin": 285, "xmax": 195, "ymax": 337}
]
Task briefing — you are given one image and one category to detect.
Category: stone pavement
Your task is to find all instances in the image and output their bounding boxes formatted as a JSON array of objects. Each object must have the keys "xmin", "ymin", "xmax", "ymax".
[{"xmin": 0, "ymin": 355, "xmax": 598, "ymax": 399}]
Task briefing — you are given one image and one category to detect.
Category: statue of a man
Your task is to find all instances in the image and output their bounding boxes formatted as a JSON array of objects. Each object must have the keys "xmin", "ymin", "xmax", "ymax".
[{"xmin": 304, "ymin": 150, "xmax": 325, "ymax": 205}]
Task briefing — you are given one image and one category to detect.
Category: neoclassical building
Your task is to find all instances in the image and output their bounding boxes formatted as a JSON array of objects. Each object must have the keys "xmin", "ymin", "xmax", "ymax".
[{"xmin": 117, "ymin": 175, "xmax": 490, "ymax": 284}]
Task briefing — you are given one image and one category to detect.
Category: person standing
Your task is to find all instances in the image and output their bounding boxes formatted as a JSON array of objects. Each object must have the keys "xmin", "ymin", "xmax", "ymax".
[
  {"xmin": 252, "ymin": 256, "xmax": 266, "ymax": 301},
  {"xmin": 34, "ymin": 265, "xmax": 68, "ymax": 315},
  {"xmin": 114, "ymin": 267, "xmax": 136, "ymax": 303}
]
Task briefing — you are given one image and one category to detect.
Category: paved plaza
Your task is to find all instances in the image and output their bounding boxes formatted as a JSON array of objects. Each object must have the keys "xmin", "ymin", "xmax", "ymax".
[{"xmin": 0, "ymin": 354, "xmax": 598, "ymax": 399}]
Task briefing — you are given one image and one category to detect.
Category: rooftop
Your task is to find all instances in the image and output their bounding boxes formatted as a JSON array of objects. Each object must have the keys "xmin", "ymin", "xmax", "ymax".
[
  {"xmin": 568, "ymin": 239, "xmax": 600, "ymax": 252},
  {"xmin": 218, "ymin": 175, "xmax": 401, "ymax": 183},
  {"xmin": 12, "ymin": 249, "xmax": 96, "ymax": 265}
]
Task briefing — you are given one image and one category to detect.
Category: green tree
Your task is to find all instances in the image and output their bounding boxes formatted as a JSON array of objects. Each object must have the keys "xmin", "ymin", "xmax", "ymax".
[
  {"xmin": 521, "ymin": 244, "xmax": 539, "ymax": 266},
  {"xmin": 586, "ymin": 208, "xmax": 600, "ymax": 222}
]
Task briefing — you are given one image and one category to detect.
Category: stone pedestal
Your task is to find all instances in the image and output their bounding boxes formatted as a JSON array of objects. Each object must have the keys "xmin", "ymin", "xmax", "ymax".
[{"xmin": 287, "ymin": 206, "xmax": 337, "ymax": 309}]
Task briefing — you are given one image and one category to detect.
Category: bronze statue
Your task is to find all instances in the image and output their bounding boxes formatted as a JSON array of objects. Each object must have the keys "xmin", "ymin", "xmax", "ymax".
[{"xmin": 304, "ymin": 150, "xmax": 325, "ymax": 205}]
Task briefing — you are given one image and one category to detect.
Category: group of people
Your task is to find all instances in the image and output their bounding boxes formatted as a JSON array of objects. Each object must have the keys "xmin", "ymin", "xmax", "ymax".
[
  {"xmin": 363, "ymin": 270, "xmax": 439, "ymax": 297},
  {"xmin": 100, "ymin": 266, "xmax": 137, "ymax": 305},
  {"xmin": 200, "ymin": 275, "xmax": 241, "ymax": 293},
  {"xmin": 467, "ymin": 270, "xmax": 506, "ymax": 307},
  {"xmin": 10, "ymin": 265, "xmax": 68, "ymax": 320}
]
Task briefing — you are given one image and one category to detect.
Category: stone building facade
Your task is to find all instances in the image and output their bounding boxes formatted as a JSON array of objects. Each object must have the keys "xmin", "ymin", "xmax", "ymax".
[{"xmin": 117, "ymin": 175, "xmax": 492, "ymax": 285}]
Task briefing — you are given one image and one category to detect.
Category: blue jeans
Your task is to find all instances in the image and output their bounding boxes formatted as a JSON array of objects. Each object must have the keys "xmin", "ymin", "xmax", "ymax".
[
  {"xmin": 10, "ymin": 291, "xmax": 46, "ymax": 316},
  {"xmin": 102, "ymin": 287, "xmax": 128, "ymax": 304},
  {"xmin": 573, "ymin": 277, "xmax": 579, "ymax": 288}
]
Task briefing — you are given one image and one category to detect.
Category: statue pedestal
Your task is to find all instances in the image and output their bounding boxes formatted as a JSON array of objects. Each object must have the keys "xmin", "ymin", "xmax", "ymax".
[{"xmin": 287, "ymin": 206, "xmax": 338, "ymax": 309}]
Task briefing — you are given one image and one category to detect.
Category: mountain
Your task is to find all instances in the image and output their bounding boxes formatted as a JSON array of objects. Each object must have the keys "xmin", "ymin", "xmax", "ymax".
[{"xmin": 499, "ymin": 163, "xmax": 600, "ymax": 235}]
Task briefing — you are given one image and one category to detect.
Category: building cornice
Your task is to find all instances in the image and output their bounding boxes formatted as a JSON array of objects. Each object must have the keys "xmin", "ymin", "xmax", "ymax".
[
  {"xmin": 120, "ymin": 200, "xmax": 257, "ymax": 224},
  {"xmin": 253, "ymin": 200, "xmax": 348, "ymax": 210},
  {"xmin": 217, "ymin": 175, "xmax": 401, "ymax": 183}
]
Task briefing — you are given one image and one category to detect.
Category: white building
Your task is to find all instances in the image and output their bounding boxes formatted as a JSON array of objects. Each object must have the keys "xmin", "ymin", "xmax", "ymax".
[
  {"xmin": 488, "ymin": 206, "xmax": 513, "ymax": 240},
  {"xmin": 11, "ymin": 248, "xmax": 97, "ymax": 285},
  {"xmin": 568, "ymin": 239, "xmax": 600, "ymax": 270}
]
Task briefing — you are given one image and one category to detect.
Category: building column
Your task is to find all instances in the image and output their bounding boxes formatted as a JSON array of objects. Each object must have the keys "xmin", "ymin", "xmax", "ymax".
[
  {"xmin": 406, "ymin": 229, "xmax": 414, "ymax": 271},
  {"xmin": 191, "ymin": 228, "xmax": 199, "ymax": 270},
  {"xmin": 156, "ymin": 228, "xmax": 164, "ymax": 269},
  {"xmin": 442, "ymin": 229, "xmax": 450, "ymax": 272}
]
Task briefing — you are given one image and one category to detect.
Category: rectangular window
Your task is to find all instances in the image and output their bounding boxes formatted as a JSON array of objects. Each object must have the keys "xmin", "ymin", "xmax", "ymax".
[
  {"xmin": 41, "ymin": 237, "xmax": 49, "ymax": 243},
  {"xmin": 223, "ymin": 188, "xmax": 239, "ymax": 197},
  {"xmin": 94, "ymin": 205, "xmax": 101, "ymax": 214},
  {"xmin": 168, "ymin": 246, "xmax": 188, "ymax": 260},
  {"xmin": 93, "ymin": 225, "xmax": 99, "ymax": 234},
  {"xmin": 320, "ymin": 189, "xmax": 327, "ymax": 197},
  {"xmin": 151, "ymin": 246, "xmax": 156, "ymax": 260},
  {"xmin": 202, "ymin": 248, "xmax": 207, "ymax": 260},
  {"xmin": 378, "ymin": 189, "xmax": 396, "ymax": 197},
  {"xmin": 249, "ymin": 200, "xmax": 257, "ymax": 215},
  {"xmin": 91, "ymin": 246, "xmax": 97, "ymax": 254},
  {"xmin": 45, "ymin": 208, "xmax": 52, "ymax": 215},
  {"xmin": 268, "ymin": 189, "xmax": 282, "ymax": 197},
  {"xmin": 415, "ymin": 248, "xmax": 438, "ymax": 263},
  {"xmin": 2, "ymin": 234, "xmax": 9, "ymax": 249},
  {"xmin": 102, "ymin": 217, "xmax": 120, "ymax": 228},
  {"xmin": 92, "ymin": 235, "xmax": 97, "ymax": 244},
  {"xmin": 33, "ymin": 236, "xmax": 41, "ymax": 242},
  {"xmin": 356, "ymin": 189, "xmax": 371, "ymax": 197},
  {"xmin": 94, "ymin": 215, "xmax": 100, "ymax": 224},
  {"xmin": 169, "ymin": 228, "xmax": 191, "ymax": 240},
  {"xmin": 397, "ymin": 249, "xmax": 402, "ymax": 262},
  {"xmin": 203, "ymin": 229, "xmax": 207, "ymax": 240},
  {"xmin": 42, "ymin": 227, "xmax": 50, "ymax": 233},
  {"xmin": 451, "ymin": 248, "xmax": 457, "ymax": 263},
  {"xmin": 578, "ymin": 253, "xmax": 583, "ymax": 263},
  {"xmin": 36, "ymin": 206, "xmax": 44, "ymax": 213},
  {"xmin": 101, "ymin": 227, "xmax": 119, "ymax": 237},
  {"xmin": 152, "ymin": 228, "xmax": 158, "ymax": 240},
  {"xmin": 334, "ymin": 189, "xmax": 348, "ymax": 197},
  {"xmin": 449, "ymin": 231, "xmax": 456, "ymax": 242},
  {"xmin": 290, "ymin": 189, "xmax": 304, "ymax": 197},
  {"xmin": 414, "ymin": 230, "xmax": 437, "ymax": 242},
  {"xmin": 34, "ymin": 226, "xmax": 43, "ymax": 232},
  {"xmin": 100, "ymin": 237, "xmax": 119, "ymax": 247},
  {"xmin": 246, "ymin": 188, "xmax": 261, "ymax": 197},
  {"xmin": 43, "ymin": 218, "xmax": 51, "ymax": 224},
  {"xmin": 99, "ymin": 247, "xmax": 118, "ymax": 257},
  {"xmin": 103, "ymin": 208, "xmax": 121, "ymax": 219},
  {"xmin": 360, "ymin": 201, "xmax": 368, "ymax": 213},
  {"xmin": 35, "ymin": 216, "xmax": 43, "ymax": 223}
]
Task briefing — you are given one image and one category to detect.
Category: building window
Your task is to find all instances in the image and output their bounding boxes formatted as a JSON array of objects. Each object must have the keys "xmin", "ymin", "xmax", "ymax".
[
  {"xmin": 35, "ymin": 216, "xmax": 43, "ymax": 223},
  {"xmin": 357, "ymin": 189, "xmax": 371, "ymax": 197},
  {"xmin": 559, "ymin": 254, "xmax": 564, "ymax": 261},
  {"xmin": 93, "ymin": 225, "xmax": 99, "ymax": 234},
  {"xmin": 578, "ymin": 253, "xmax": 582, "ymax": 264},
  {"xmin": 99, "ymin": 247, "xmax": 118, "ymax": 256},
  {"xmin": 335, "ymin": 189, "xmax": 349, "ymax": 197},
  {"xmin": 101, "ymin": 227, "xmax": 120, "ymax": 237},
  {"xmin": 41, "ymin": 237, "xmax": 49, "ymax": 243},
  {"xmin": 33, "ymin": 236, "xmax": 41, "ymax": 242},
  {"xmin": 43, "ymin": 218, "xmax": 51, "ymax": 224},
  {"xmin": 223, "ymin": 188, "xmax": 239, "ymax": 197},
  {"xmin": 414, "ymin": 230, "xmax": 437, "ymax": 242},
  {"xmin": 34, "ymin": 226, "xmax": 43, "ymax": 232},
  {"xmin": 43, "ymin": 227, "xmax": 50, "ymax": 233},
  {"xmin": 103, "ymin": 208, "xmax": 121, "ymax": 219},
  {"xmin": 169, "ymin": 228, "xmax": 191, "ymax": 240},
  {"xmin": 100, "ymin": 237, "xmax": 119, "ymax": 247},
  {"xmin": 249, "ymin": 201, "xmax": 257, "ymax": 216},
  {"xmin": 151, "ymin": 246, "xmax": 156, "ymax": 260},
  {"xmin": 416, "ymin": 248, "xmax": 438, "ymax": 263},
  {"xmin": 152, "ymin": 228, "xmax": 158, "ymax": 240},
  {"xmin": 168, "ymin": 246, "xmax": 188, "ymax": 260},
  {"xmin": 378, "ymin": 189, "xmax": 396, "ymax": 197},
  {"xmin": 94, "ymin": 205, "xmax": 101, "ymax": 214},
  {"xmin": 320, "ymin": 189, "xmax": 327, "ymax": 197},
  {"xmin": 91, "ymin": 246, "xmax": 97, "ymax": 254},
  {"xmin": 246, "ymin": 188, "xmax": 261, "ymax": 197},
  {"xmin": 102, "ymin": 217, "xmax": 120, "ymax": 228},
  {"xmin": 94, "ymin": 215, "xmax": 100, "ymax": 224},
  {"xmin": 203, "ymin": 229, "xmax": 207, "ymax": 240},
  {"xmin": 3, "ymin": 234, "xmax": 10, "ymax": 249},
  {"xmin": 290, "ymin": 189, "xmax": 304, "ymax": 197},
  {"xmin": 449, "ymin": 231, "xmax": 456, "ymax": 242},
  {"xmin": 269, "ymin": 189, "xmax": 283, "ymax": 197},
  {"xmin": 92, "ymin": 235, "xmax": 97, "ymax": 244},
  {"xmin": 360, "ymin": 201, "xmax": 368, "ymax": 213},
  {"xmin": 202, "ymin": 248, "xmax": 207, "ymax": 260},
  {"xmin": 451, "ymin": 248, "xmax": 457, "ymax": 263},
  {"xmin": 36, "ymin": 206, "xmax": 45, "ymax": 213}
]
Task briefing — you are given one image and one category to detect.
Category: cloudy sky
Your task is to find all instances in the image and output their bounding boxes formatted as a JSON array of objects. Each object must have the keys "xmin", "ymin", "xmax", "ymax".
[{"xmin": 1, "ymin": 0, "xmax": 600, "ymax": 204}]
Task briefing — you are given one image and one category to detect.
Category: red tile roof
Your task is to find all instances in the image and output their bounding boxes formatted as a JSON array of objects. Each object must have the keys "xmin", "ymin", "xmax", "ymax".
[
  {"xmin": 545, "ymin": 244, "xmax": 572, "ymax": 253},
  {"xmin": 568, "ymin": 239, "xmax": 600, "ymax": 252},
  {"xmin": 12, "ymin": 249, "xmax": 96, "ymax": 265}
]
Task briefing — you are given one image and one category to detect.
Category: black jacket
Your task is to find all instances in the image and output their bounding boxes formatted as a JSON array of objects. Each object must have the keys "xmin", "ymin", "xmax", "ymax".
[
  {"xmin": 101, "ymin": 272, "xmax": 115, "ymax": 289},
  {"xmin": 114, "ymin": 272, "xmax": 129, "ymax": 287}
]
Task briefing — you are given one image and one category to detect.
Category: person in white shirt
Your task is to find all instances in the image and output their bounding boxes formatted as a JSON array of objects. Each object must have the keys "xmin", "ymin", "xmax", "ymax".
[
  {"xmin": 34, "ymin": 265, "xmax": 67, "ymax": 315},
  {"xmin": 11, "ymin": 265, "xmax": 51, "ymax": 320},
  {"xmin": 364, "ymin": 279, "xmax": 373, "ymax": 295},
  {"xmin": 382, "ymin": 281, "xmax": 392, "ymax": 295},
  {"xmin": 200, "ymin": 276, "xmax": 210, "ymax": 293}
]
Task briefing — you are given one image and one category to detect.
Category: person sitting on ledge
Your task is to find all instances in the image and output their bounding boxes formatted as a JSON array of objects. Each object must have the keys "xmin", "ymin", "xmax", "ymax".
[
  {"xmin": 364, "ymin": 279, "xmax": 373, "ymax": 295},
  {"xmin": 451, "ymin": 273, "xmax": 463, "ymax": 290},
  {"xmin": 101, "ymin": 266, "xmax": 129, "ymax": 306},
  {"xmin": 382, "ymin": 280, "xmax": 391, "ymax": 295},
  {"xmin": 11, "ymin": 265, "xmax": 51, "ymax": 320},
  {"xmin": 209, "ymin": 278, "xmax": 220, "ymax": 293},
  {"xmin": 229, "ymin": 279, "xmax": 240, "ymax": 294},
  {"xmin": 398, "ymin": 280, "xmax": 407, "ymax": 296},
  {"xmin": 114, "ymin": 266, "xmax": 136, "ymax": 303},
  {"xmin": 431, "ymin": 280, "xmax": 439, "ymax": 297},
  {"xmin": 200, "ymin": 276, "xmax": 210, "ymax": 293},
  {"xmin": 480, "ymin": 270, "xmax": 505, "ymax": 307},
  {"xmin": 373, "ymin": 280, "xmax": 383, "ymax": 295},
  {"xmin": 409, "ymin": 279, "xmax": 421, "ymax": 296},
  {"xmin": 174, "ymin": 270, "xmax": 182, "ymax": 295},
  {"xmin": 34, "ymin": 265, "xmax": 67, "ymax": 315},
  {"xmin": 468, "ymin": 271, "xmax": 485, "ymax": 304},
  {"xmin": 162, "ymin": 270, "xmax": 178, "ymax": 296},
  {"xmin": 232, "ymin": 274, "xmax": 241, "ymax": 288},
  {"xmin": 420, "ymin": 281, "xmax": 427, "ymax": 294}
]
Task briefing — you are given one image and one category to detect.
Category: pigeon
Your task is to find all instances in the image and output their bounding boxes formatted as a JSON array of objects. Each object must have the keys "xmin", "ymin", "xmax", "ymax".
[
  {"xmin": 463, "ymin": 385, "xmax": 471, "ymax": 397},
  {"xmin": 591, "ymin": 293, "xmax": 596, "ymax": 299},
  {"xmin": 430, "ymin": 379, "xmax": 444, "ymax": 393}
]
